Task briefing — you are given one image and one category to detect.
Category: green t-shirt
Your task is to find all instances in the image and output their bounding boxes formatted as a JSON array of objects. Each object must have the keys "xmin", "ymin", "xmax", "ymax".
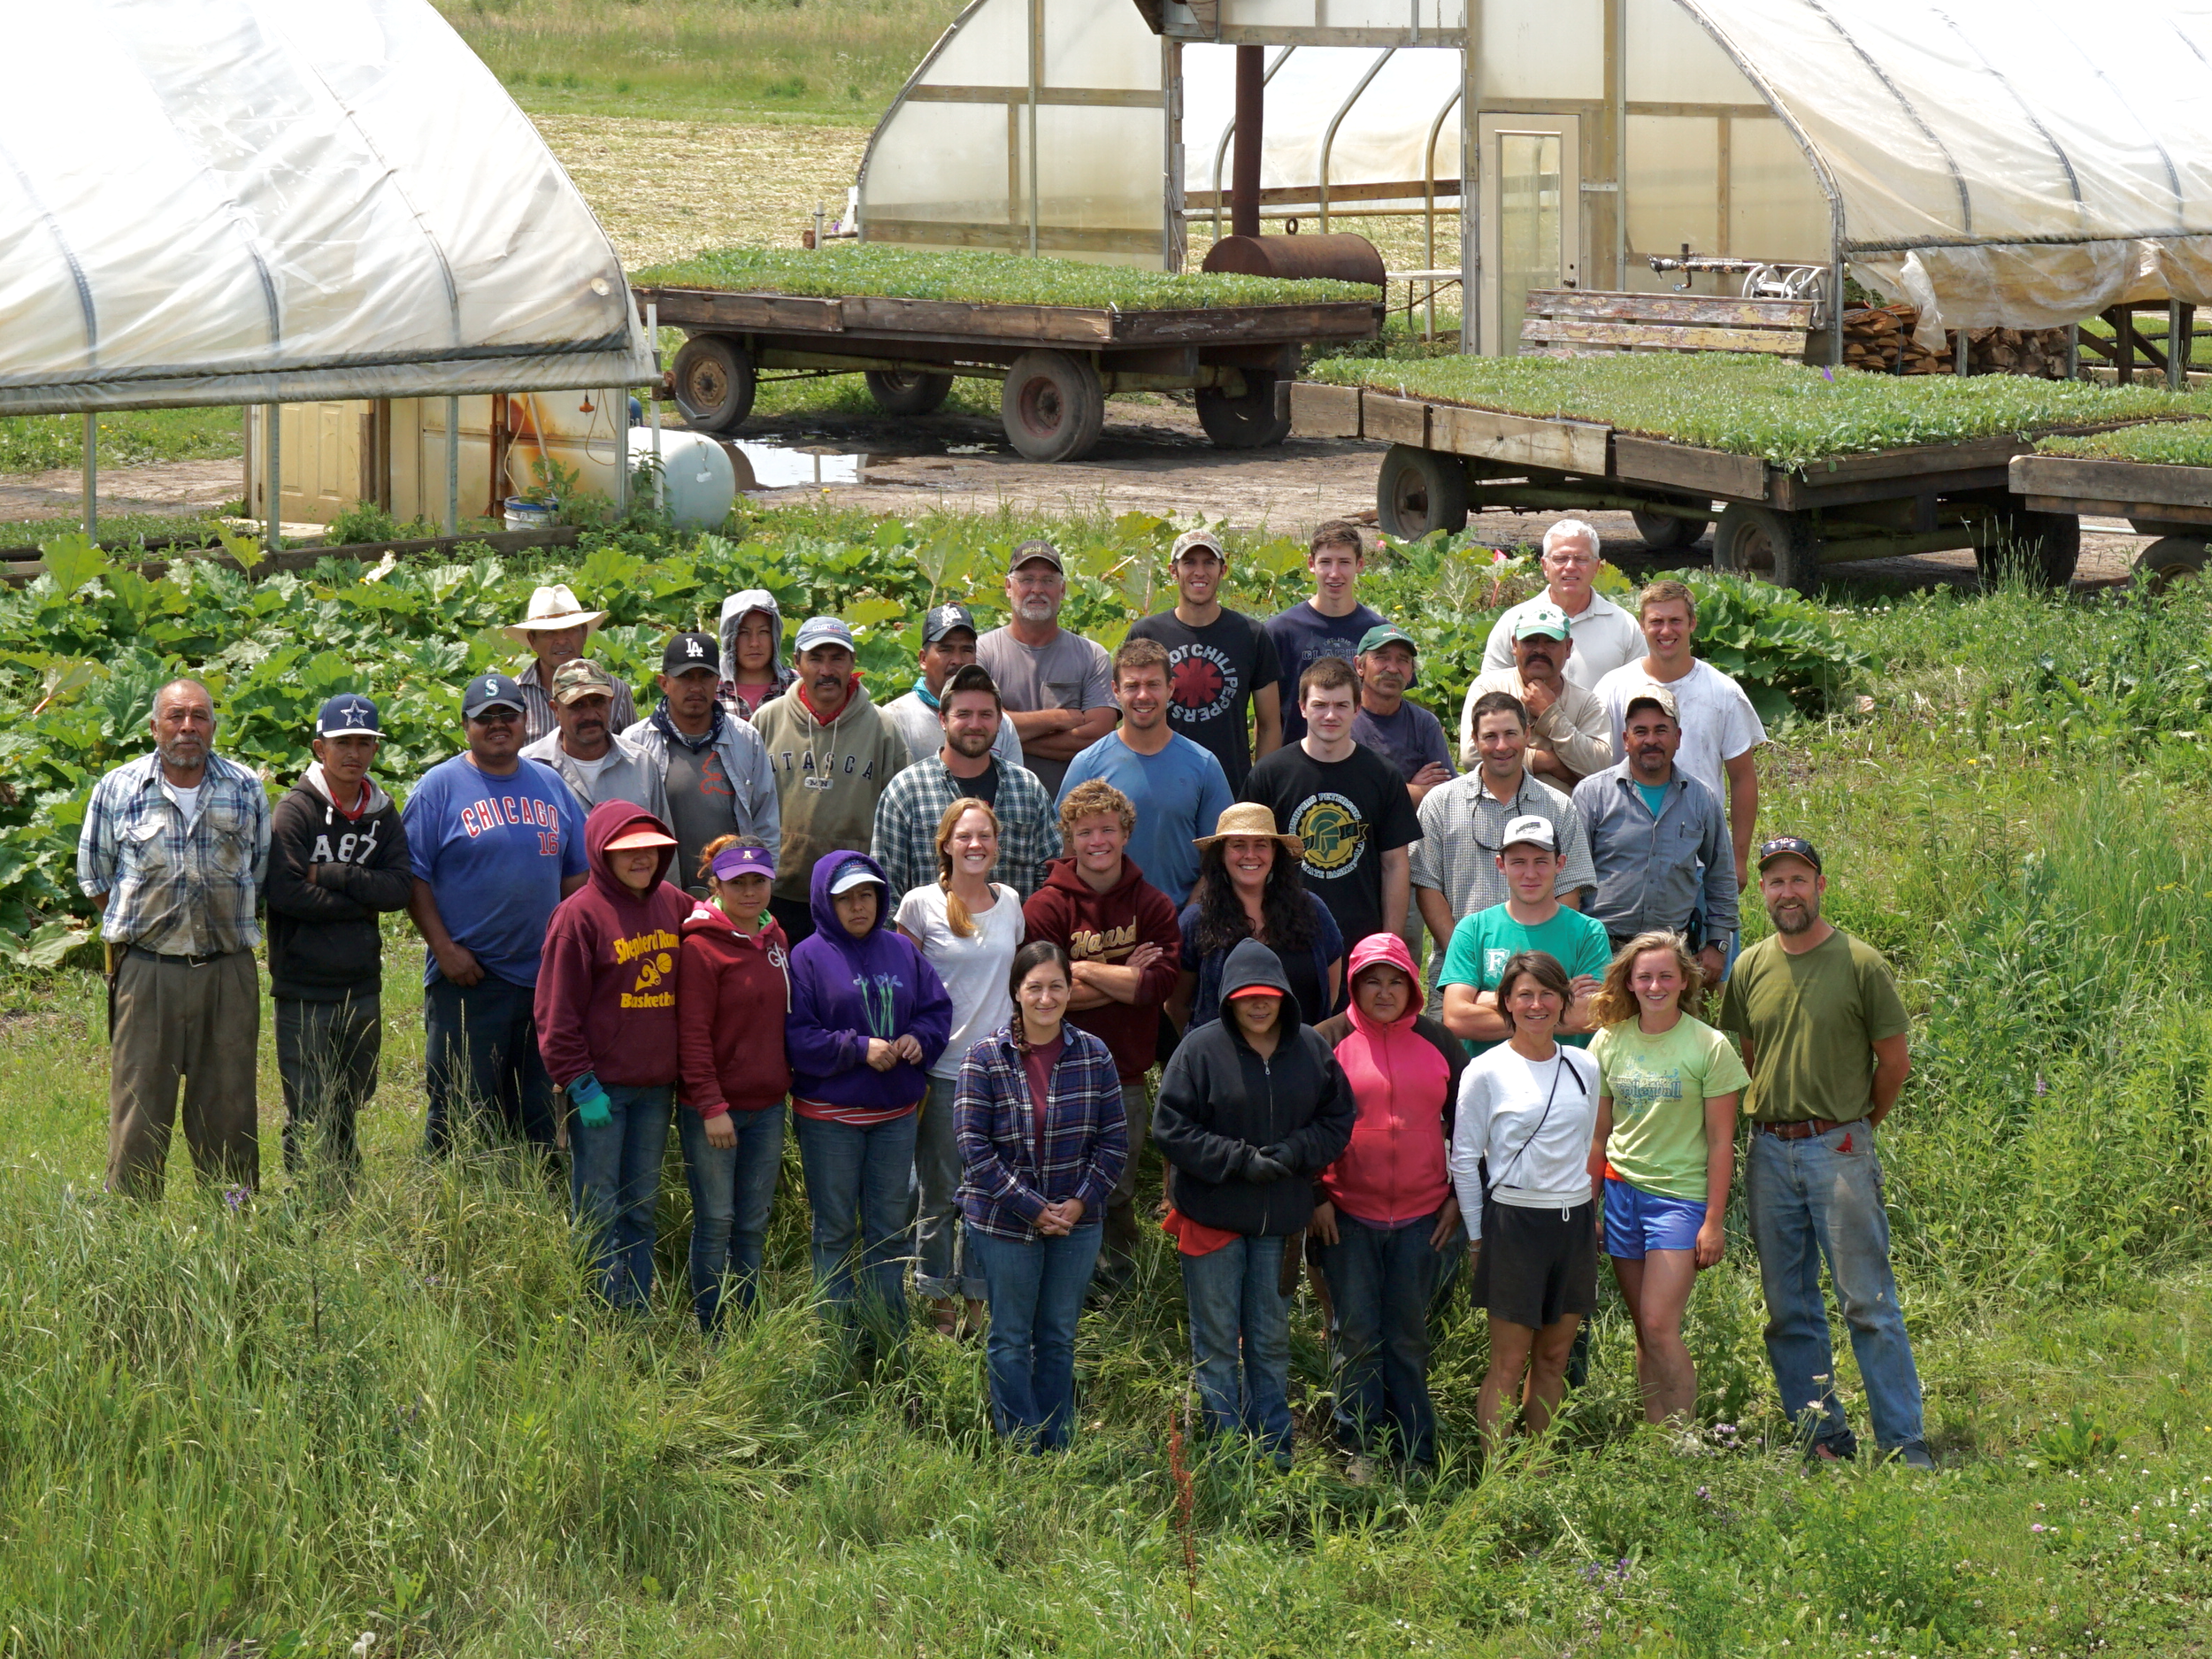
[
  {"xmin": 1588, "ymin": 1014, "xmax": 1751, "ymax": 1199},
  {"xmin": 1439, "ymin": 902, "xmax": 1614, "ymax": 1056},
  {"xmin": 1717, "ymin": 928, "xmax": 1909, "ymax": 1125}
]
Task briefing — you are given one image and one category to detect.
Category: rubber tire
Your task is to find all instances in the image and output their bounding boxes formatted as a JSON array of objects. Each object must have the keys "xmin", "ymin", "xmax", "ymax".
[
  {"xmin": 864, "ymin": 369, "xmax": 954, "ymax": 417},
  {"xmin": 671, "ymin": 334, "xmax": 756, "ymax": 434},
  {"xmin": 1000, "ymin": 349, "xmax": 1106, "ymax": 462},
  {"xmin": 1195, "ymin": 368, "xmax": 1292, "ymax": 449},
  {"xmin": 2134, "ymin": 535, "xmax": 2212, "ymax": 590},
  {"xmin": 1713, "ymin": 502, "xmax": 1822, "ymax": 592},
  {"xmin": 1376, "ymin": 443, "xmax": 1469, "ymax": 541},
  {"xmin": 1977, "ymin": 509, "xmax": 2080, "ymax": 588},
  {"xmin": 1631, "ymin": 509, "xmax": 1709, "ymax": 551}
]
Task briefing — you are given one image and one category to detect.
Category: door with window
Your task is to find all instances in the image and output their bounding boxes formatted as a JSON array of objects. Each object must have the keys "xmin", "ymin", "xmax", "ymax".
[{"xmin": 1478, "ymin": 113, "xmax": 1581, "ymax": 356}]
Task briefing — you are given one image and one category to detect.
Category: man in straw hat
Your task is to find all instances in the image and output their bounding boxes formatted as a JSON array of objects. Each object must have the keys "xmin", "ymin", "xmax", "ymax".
[{"xmin": 509, "ymin": 583, "xmax": 635, "ymax": 745}]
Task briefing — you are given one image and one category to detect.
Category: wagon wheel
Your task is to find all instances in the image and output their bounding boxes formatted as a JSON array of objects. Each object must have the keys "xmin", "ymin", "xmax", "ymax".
[
  {"xmin": 1195, "ymin": 368, "xmax": 1292, "ymax": 449},
  {"xmin": 1977, "ymin": 509, "xmax": 2079, "ymax": 588},
  {"xmin": 2132, "ymin": 535, "xmax": 2212, "ymax": 591},
  {"xmin": 864, "ymin": 369, "xmax": 955, "ymax": 417},
  {"xmin": 1631, "ymin": 509, "xmax": 1709, "ymax": 552},
  {"xmin": 671, "ymin": 334, "xmax": 756, "ymax": 434},
  {"xmin": 1712, "ymin": 502, "xmax": 1821, "ymax": 593},
  {"xmin": 1375, "ymin": 444, "xmax": 1468, "ymax": 540},
  {"xmin": 999, "ymin": 349, "xmax": 1106, "ymax": 462}
]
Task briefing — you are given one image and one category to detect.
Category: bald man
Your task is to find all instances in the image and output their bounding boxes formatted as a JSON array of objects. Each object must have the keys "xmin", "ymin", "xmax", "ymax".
[{"xmin": 78, "ymin": 678, "xmax": 272, "ymax": 1197}]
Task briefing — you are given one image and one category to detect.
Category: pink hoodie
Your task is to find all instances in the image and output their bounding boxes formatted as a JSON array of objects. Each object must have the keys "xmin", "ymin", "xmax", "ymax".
[{"xmin": 1320, "ymin": 933, "xmax": 1458, "ymax": 1226}]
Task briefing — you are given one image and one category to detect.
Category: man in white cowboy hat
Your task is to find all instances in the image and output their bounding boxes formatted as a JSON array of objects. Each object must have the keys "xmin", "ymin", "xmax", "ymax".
[{"xmin": 509, "ymin": 584, "xmax": 635, "ymax": 745}]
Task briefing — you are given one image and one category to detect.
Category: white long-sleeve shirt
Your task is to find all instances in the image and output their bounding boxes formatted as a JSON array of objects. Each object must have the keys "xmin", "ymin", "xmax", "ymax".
[{"xmin": 1449, "ymin": 1041, "xmax": 1601, "ymax": 1240}]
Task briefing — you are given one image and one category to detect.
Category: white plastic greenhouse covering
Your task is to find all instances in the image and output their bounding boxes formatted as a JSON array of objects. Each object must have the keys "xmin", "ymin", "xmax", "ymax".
[
  {"xmin": 0, "ymin": 0, "xmax": 650, "ymax": 417},
  {"xmin": 864, "ymin": 0, "xmax": 2212, "ymax": 345}
]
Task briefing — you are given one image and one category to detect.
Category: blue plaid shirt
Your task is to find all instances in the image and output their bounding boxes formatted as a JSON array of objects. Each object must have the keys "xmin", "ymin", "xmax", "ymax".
[
  {"xmin": 78, "ymin": 751, "xmax": 272, "ymax": 956},
  {"xmin": 955, "ymin": 1021, "xmax": 1128, "ymax": 1242}
]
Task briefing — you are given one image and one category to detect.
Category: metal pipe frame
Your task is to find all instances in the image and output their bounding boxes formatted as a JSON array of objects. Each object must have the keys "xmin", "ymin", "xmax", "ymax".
[
  {"xmin": 1317, "ymin": 49, "xmax": 1395, "ymax": 234},
  {"xmin": 81, "ymin": 412, "xmax": 96, "ymax": 545}
]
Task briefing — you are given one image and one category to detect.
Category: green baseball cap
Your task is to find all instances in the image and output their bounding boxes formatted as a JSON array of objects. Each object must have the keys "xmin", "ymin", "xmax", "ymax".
[{"xmin": 1356, "ymin": 623, "xmax": 1417, "ymax": 657}]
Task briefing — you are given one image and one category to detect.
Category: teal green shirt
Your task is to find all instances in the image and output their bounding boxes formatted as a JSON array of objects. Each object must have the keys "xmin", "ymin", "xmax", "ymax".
[
  {"xmin": 1635, "ymin": 780, "xmax": 1670, "ymax": 820},
  {"xmin": 1438, "ymin": 902, "xmax": 1614, "ymax": 1056}
]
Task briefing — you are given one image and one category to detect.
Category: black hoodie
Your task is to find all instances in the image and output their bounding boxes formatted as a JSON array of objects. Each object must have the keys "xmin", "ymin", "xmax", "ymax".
[
  {"xmin": 1151, "ymin": 937, "xmax": 1356, "ymax": 1235},
  {"xmin": 264, "ymin": 763, "xmax": 414, "ymax": 1001}
]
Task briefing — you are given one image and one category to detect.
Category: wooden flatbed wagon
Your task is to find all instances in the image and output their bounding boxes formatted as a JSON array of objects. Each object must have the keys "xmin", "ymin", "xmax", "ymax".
[
  {"xmin": 635, "ymin": 285, "xmax": 1384, "ymax": 464},
  {"xmin": 2011, "ymin": 452, "xmax": 2212, "ymax": 585},
  {"xmin": 1288, "ymin": 380, "xmax": 2085, "ymax": 591}
]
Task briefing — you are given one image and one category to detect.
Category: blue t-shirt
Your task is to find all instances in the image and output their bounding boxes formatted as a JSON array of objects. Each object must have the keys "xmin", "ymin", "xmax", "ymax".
[
  {"xmin": 1350, "ymin": 700, "xmax": 1455, "ymax": 786},
  {"xmin": 1056, "ymin": 730, "xmax": 1233, "ymax": 906},
  {"xmin": 402, "ymin": 753, "xmax": 588, "ymax": 987},
  {"xmin": 1635, "ymin": 780, "xmax": 1670, "ymax": 819},
  {"xmin": 1265, "ymin": 600, "xmax": 1386, "ymax": 742}
]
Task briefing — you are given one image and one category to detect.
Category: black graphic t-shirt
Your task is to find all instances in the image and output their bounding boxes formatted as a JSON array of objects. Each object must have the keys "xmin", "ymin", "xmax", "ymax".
[
  {"xmin": 1239, "ymin": 740, "xmax": 1421, "ymax": 950},
  {"xmin": 1125, "ymin": 607, "xmax": 1279, "ymax": 793}
]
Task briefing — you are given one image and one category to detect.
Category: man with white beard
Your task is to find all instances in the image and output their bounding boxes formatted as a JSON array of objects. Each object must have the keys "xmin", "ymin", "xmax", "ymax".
[{"xmin": 975, "ymin": 540, "xmax": 1117, "ymax": 797}]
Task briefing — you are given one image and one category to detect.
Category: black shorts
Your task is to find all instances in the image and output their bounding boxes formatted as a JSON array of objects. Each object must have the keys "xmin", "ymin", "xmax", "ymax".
[{"xmin": 1471, "ymin": 1199, "xmax": 1599, "ymax": 1330}]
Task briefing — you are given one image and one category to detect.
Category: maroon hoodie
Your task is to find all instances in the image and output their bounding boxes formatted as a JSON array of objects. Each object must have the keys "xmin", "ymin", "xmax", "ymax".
[
  {"xmin": 1022, "ymin": 855, "xmax": 1180, "ymax": 1083},
  {"xmin": 676, "ymin": 897, "xmax": 794, "ymax": 1118},
  {"xmin": 534, "ymin": 800, "xmax": 692, "ymax": 1089}
]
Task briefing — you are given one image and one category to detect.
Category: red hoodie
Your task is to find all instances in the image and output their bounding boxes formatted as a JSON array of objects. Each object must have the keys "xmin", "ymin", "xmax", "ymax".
[
  {"xmin": 676, "ymin": 897, "xmax": 794, "ymax": 1118},
  {"xmin": 1022, "ymin": 855, "xmax": 1180, "ymax": 1083},
  {"xmin": 534, "ymin": 801, "xmax": 692, "ymax": 1089},
  {"xmin": 1311, "ymin": 933, "xmax": 1466, "ymax": 1226}
]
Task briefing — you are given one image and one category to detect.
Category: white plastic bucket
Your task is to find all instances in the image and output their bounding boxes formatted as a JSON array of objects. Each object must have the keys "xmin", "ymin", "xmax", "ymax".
[{"xmin": 503, "ymin": 496, "xmax": 558, "ymax": 533}]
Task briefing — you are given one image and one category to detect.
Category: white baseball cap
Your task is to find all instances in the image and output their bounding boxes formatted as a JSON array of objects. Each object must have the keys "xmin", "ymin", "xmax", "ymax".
[{"xmin": 1501, "ymin": 814, "xmax": 1557, "ymax": 853}]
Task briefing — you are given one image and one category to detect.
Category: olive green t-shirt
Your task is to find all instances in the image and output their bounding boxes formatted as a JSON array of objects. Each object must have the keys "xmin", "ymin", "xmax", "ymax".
[
  {"xmin": 1588, "ymin": 1014, "xmax": 1750, "ymax": 1199},
  {"xmin": 1717, "ymin": 928, "xmax": 1909, "ymax": 1125}
]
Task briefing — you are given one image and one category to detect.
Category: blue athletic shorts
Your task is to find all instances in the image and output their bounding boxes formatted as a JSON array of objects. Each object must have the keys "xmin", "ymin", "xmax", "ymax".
[{"xmin": 1603, "ymin": 1178, "xmax": 1706, "ymax": 1259}]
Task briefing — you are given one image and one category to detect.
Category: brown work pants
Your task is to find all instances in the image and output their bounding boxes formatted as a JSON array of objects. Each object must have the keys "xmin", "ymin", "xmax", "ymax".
[{"xmin": 108, "ymin": 947, "xmax": 260, "ymax": 1198}]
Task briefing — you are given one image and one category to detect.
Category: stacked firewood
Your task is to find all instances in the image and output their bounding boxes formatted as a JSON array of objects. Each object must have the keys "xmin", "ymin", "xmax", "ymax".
[{"xmin": 1836, "ymin": 305, "xmax": 2071, "ymax": 376}]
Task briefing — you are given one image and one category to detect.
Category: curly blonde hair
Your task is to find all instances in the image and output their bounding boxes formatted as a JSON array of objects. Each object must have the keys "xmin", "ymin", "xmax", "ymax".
[{"xmin": 1590, "ymin": 931, "xmax": 1705, "ymax": 1027}]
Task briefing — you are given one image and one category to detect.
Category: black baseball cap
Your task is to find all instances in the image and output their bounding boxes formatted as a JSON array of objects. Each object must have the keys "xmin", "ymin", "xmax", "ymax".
[
  {"xmin": 661, "ymin": 632, "xmax": 718, "ymax": 674},
  {"xmin": 921, "ymin": 603, "xmax": 978, "ymax": 644},
  {"xmin": 462, "ymin": 672, "xmax": 526, "ymax": 719},
  {"xmin": 1755, "ymin": 835, "xmax": 1822, "ymax": 873}
]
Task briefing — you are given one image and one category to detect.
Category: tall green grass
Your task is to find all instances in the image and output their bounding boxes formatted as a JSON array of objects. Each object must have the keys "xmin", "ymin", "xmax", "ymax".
[
  {"xmin": 0, "ymin": 408, "xmax": 241, "ymax": 474},
  {"xmin": 434, "ymin": 0, "xmax": 961, "ymax": 124}
]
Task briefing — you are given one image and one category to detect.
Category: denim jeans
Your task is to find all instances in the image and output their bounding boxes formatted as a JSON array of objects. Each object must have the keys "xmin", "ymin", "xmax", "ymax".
[
  {"xmin": 273, "ymin": 994, "xmax": 380, "ymax": 1180},
  {"xmin": 969, "ymin": 1225, "xmax": 1103, "ymax": 1449},
  {"xmin": 423, "ymin": 973, "xmax": 555, "ymax": 1154},
  {"xmin": 1745, "ymin": 1121, "xmax": 1925, "ymax": 1456},
  {"xmin": 912, "ymin": 1075, "xmax": 985, "ymax": 1302},
  {"xmin": 795, "ymin": 1110, "xmax": 919, "ymax": 1329},
  {"xmin": 1180, "ymin": 1233, "xmax": 1294, "ymax": 1457},
  {"xmin": 1317, "ymin": 1210, "xmax": 1449, "ymax": 1466},
  {"xmin": 1098, "ymin": 1082, "xmax": 1152, "ymax": 1288},
  {"xmin": 568, "ymin": 1083, "xmax": 674, "ymax": 1311},
  {"xmin": 678, "ymin": 1104, "xmax": 787, "ymax": 1333}
]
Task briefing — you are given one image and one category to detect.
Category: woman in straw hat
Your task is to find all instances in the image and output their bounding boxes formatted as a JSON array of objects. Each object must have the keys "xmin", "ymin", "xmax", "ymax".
[
  {"xmin": 1174, "ymin": 803, "xmax": 1342, "ymax": 1033},
  {"xmin": 509, "ymin": 583, "xmax": 634, "ymax": 743}
]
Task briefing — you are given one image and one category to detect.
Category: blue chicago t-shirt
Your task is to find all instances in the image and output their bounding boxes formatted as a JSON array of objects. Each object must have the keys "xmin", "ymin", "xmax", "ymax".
[{"xmin": 402, "ymin": 753, "xmax": 588, "ymax": 987}]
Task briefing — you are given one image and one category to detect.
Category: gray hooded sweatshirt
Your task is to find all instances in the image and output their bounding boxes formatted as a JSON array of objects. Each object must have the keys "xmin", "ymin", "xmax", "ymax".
[{"xmin": 719, "ymin": 588, "xmax": 796, "ymax": 721}]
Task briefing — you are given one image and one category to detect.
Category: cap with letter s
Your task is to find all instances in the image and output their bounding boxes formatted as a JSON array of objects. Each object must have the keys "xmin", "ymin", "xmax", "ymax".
[{"xmin": 462, "ymin": 672, "xmax": 526, "ymax": 718}]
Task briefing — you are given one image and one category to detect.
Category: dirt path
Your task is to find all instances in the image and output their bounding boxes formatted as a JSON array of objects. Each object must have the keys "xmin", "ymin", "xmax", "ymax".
[{"xmin": 0, "ymin": 459, "xmax": 240, "ymax": 530}]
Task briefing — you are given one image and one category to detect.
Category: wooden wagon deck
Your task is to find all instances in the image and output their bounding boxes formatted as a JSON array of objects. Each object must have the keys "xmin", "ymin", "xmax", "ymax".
[{"xmin": 2011, "ymin": 452, "xmax": 2212, "ymax": 583}]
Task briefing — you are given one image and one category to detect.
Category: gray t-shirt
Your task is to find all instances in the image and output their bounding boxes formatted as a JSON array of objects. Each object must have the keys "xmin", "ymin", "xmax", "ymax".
[
  {"xmin": 974, "ymin": 626, "xmax": 1116, "ymax": 796},
  {"xmin": 661, "ymin": 735, "xmax": 735, "ymax": 896}
]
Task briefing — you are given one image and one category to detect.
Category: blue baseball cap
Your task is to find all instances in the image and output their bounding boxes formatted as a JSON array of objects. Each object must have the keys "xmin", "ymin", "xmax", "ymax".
[
  {"xmin": 795, "ymin": 616, "xmax": 856, "ymax": 655},
  {"xmin": 462, "ymin": 672, "xmax": 526, "ymax": 719},
  {"xmin": 316, "ymin": 693, "xmax": 383, "ymax": 737}
]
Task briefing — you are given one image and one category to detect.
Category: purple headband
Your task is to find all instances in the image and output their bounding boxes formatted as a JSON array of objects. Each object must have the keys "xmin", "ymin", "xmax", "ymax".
[{"xmin": 710, "ymin": 845, "xmax": 776, "ymax": 881}]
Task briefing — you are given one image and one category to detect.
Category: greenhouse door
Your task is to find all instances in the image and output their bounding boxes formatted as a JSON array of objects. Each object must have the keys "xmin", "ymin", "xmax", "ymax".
[{"xmin": 1477, "ymin": 114, "xmax": 1581, "ymax": 357}]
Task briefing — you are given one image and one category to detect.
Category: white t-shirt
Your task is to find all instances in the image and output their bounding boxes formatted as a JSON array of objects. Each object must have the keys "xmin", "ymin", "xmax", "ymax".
[
  {"xmin": 1593, "ymin": 657, "xmax": 1767, "ymax": 810},
  {"xmin": 1480, "ymin": 589, "xmax": 1647, "ymax": 690},
  {"xmin": 565, "ymin": 750, "xmax": 611, "ymax": 790},
  {"xmin": 895, "ymin": 882, "xmax": 1022, "ymax": 1079},
  {"xmin": 163, "ymin": 780, "xmax": 204, "ymax": 826},
  {"xmin": 1449, "ymin": 1041, "xmax": 1601, "ymax": 1237}
]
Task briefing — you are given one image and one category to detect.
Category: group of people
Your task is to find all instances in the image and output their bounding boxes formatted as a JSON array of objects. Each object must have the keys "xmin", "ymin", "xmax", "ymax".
[{"xmin": 75, "ymin": 515, "xmax": 1930, "ymax": 1471}]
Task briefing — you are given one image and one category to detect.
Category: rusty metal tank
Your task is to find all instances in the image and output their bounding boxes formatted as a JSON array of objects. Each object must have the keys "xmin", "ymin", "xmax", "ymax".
[{"xmin": 1200, "ymin": 233, "xmax": 1386, "ymax": 288}]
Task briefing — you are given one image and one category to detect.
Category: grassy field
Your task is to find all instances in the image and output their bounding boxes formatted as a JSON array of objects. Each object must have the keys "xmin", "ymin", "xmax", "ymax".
[
  {"xmin": 434, "ymin": 0, "xmax": 960, "ymax": 125},
  {"xmin": 2, "ymin": 506, "xmax": 2209, "ymax": 1655},
  {"xmin": 0, "ymin": 408, "xmax": 243, "ymax": 475}
]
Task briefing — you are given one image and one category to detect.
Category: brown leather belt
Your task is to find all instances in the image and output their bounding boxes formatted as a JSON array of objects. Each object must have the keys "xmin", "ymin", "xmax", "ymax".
[{"xmin": 1754, "ymin": 1117, "xmax": 1856, "ymax": 1141}]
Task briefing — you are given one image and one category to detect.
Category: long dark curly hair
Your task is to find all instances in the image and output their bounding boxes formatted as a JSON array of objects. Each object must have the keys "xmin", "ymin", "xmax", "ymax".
[{"xmin": 1187, "ymin": 841, "xmax": 1318, "ymax": 959}]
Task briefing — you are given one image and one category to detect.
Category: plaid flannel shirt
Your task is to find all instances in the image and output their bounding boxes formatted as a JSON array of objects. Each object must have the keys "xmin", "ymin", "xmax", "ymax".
[
  {"xmin": 78, "ymin": 751, "xmax": 271, "ymax": 956},
  {"xmin": 869, "ymin": 754, "xmax": 1058, "ymax": 909},
  {"xmin": 955, "ymin": 1021, "xmax": 1129, "ymax": 1242}
]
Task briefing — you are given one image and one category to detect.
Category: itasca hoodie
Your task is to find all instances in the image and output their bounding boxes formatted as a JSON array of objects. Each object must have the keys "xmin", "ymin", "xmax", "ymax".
[
  {"xmin": 1151, "ymin": 938, "xmax": 1356, "ymax": 1236},
  {"xmin": 534, "ymin": 800, "xmax": 692, "ymax": 1090},
  {"xmin": 264, "ymin": 762, "xmax": 414, "ymax": 1002},
  {"xmin": 751, "ymin": 679, "xmax": 910, "ymax": 906},
  {"xmin": 785, "ymin": 850, "xmax": 953, "ymax": 1120}
]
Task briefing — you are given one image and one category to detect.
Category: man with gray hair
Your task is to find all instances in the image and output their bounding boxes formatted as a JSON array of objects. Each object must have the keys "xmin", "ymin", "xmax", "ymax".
[
  {"xmin": 78, "ymin": 678, "xmax": 272, "ymax": 1196},
  {"xmin": 1478, "ymin": 519, "xmax": 1645, "ymax": 689}
]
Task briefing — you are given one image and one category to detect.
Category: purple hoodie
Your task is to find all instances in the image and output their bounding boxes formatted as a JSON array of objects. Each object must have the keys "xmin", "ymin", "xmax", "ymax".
[{"xmin": 785, "ymin": 849, "xmax": 954, "ymax": 1121}]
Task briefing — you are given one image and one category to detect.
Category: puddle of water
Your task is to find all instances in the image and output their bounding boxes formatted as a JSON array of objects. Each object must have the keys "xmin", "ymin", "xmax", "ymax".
[{"xmin": 730, "ymin": 442, "xmax": 863, "ymax": 489}]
